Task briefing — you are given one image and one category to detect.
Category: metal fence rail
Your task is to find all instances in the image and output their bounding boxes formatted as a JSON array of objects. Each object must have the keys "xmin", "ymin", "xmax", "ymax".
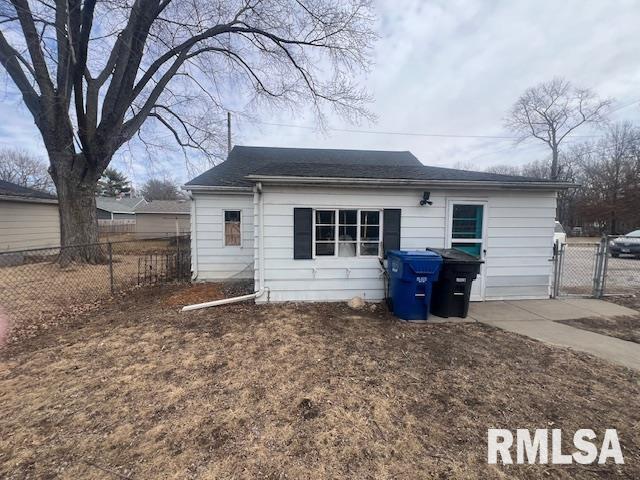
[{"xmin": 0, "ymin": 236, "xmax": 190, "ymax": 339}]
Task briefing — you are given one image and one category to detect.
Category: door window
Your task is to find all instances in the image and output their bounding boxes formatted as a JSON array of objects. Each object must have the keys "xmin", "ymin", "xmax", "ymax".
[{"xmin": 451, "ymin": 204, "xmax": 483, "ymax": 258}]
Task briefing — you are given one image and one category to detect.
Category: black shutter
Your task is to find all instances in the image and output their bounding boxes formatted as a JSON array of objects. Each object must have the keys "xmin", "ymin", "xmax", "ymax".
[
  {"xmin": 293, "ymin": 208, "xmax": 313, "ymax": 259},
  {"xmin": 383, "ymin": 209, "xmax": 401, "ymax": 258}
]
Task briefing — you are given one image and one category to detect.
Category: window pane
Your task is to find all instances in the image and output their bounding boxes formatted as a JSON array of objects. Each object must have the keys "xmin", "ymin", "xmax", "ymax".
[
  {"xmin": 316, "ymin": 210, "xmax": 335, "ymax": 224},
  {"xmin": 339, "ymin": 225, "xmax": 357, "ymax": 241},
  {"xmin": 360, "ymin": 242, "xmax": 379, "ymax": 256},
  {"xmin": 452, "ymin": 242, "xmax": 482, "ymax": 258},
  {"xmin": 339, "ymin": 210, "xmax": 357, "ymax": 224},
  {"xmin": 360, "ymin": 225, "xmax": 379, "ymax": 241},
  {"xmin": 316, "ymin": 242, "xmax": 335, "ymax": 256},
  {"xmin": 338, "ymin": 242, "xmax": 357, "ymax": 257},
  {"xmin": 452, "ymin": 205, "xmax": 482, "ymax": 239},
  {"xmin": 360, "ymin": 210, "xmax": 379, "ymax": 225},
  {"xmin": 316, "ymin": 225, "xmax": 335, "ymax": 241},
  {"xmin": 225, "ymin": 210, "xmax": 241, "ymax": 222}
]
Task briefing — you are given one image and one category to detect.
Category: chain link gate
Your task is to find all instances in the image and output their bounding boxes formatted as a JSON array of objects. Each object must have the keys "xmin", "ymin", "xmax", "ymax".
[{"xmin": 552, "ymin": 236, "xmax": 640, "ymax": 298}]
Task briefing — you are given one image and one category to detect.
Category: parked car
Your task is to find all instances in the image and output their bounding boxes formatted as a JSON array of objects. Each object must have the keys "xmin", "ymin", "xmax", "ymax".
[
  {"xmin": 554, "ymin": 221, "xmax": 567, "ymax": 246},
  {"xmin": 610, "ymin": 230, "xmax": 640, "ymax": 258}
]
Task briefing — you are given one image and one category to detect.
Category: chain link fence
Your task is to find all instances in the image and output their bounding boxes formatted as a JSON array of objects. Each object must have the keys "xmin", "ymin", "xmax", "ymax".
[
  {"xmin": 602, "ymin": 235, "xmax": 640, "ymax": 296},
  {"xmin": 0, "ymin": 236, "xmax": 190, "ymax": 341},
  {"xmin": 552, "ymin": 236, "xmax": 640, "ymax": 298}
]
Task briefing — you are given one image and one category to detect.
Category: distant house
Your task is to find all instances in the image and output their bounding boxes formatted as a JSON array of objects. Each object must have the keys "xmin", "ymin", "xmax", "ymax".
[
  {"xmin": 96, "ymin": 197, "xmax": 146, "ymax": 221},
  {"xmin": 134, "ymin": 200, "xmax": 191, "ymax": 238},
  {"xmin": 0, "ymin": 180, "xmax": 60, "ymax": 252}
]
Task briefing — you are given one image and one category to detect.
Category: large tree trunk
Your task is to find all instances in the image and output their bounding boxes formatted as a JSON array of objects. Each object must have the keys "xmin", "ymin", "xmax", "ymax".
[{"xmin": 50, "ymin": 152, "xmax": 105, "ymax": 264}]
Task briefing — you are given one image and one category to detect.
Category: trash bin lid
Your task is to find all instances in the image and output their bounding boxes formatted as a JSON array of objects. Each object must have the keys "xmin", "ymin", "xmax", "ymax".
[
  {"xmin": 389, "ymin": 249, "xmax": 442, "ymax": 259},
  {"xmin": 426, "ymin": 248, "xmax": 483, "ymax": 264}
]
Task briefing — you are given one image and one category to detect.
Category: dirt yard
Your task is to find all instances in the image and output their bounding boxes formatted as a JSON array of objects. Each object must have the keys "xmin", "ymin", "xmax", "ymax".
[
  {"xmin": 558, "ymin": 316, "xmax": 640, "ymax": 344},
  {"xmin": 606, "ymin": 295, "xmax": 640, "ymax": 312},
  {"xmin": 1, "ymin": 285, "xmax": 639, "ymax": 479}
]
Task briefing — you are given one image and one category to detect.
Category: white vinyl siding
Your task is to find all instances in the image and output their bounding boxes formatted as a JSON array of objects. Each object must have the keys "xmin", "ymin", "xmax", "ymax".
[
  {"xmin": 191, "ymin": 185, "xmax": 556, "ymax": 302},
  {"xmin": 191, "ymin": 193, "xmax": 254, "ymax": 280},
  {"xmin": 483, "ymin": 192, "xmax": 556, "ymax": 300},
  {"xmin": 0, "ymin": 200, "xmax": 60, "ymax": 251},
  {"xmin": 256, "ymin": 186, "xmax": 555, "ymax": 303},
  {"xmin": 258, "ymin": 186, "xmax": 446, "ymax": 303}
]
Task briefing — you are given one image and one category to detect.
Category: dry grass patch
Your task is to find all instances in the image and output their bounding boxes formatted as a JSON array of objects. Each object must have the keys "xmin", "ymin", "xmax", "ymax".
[
  {"xmin": 1, "ymin": 285, "xmax": 639, "ymax": 479},
  {"xmin": 558, "ymin": 316, "xmax": 640, "ymax": 344}
]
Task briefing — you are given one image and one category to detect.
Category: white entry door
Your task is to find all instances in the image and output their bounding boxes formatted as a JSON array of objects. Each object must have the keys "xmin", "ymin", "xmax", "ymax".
[{"xmin": 446, "ymin": 200, "xmax": 487, "ymax": 301}]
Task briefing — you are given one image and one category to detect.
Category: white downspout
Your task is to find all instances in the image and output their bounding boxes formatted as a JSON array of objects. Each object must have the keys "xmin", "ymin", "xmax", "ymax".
[{"xmin": 182, "ymin": 182, "xmax": 267, "ymax": 312}]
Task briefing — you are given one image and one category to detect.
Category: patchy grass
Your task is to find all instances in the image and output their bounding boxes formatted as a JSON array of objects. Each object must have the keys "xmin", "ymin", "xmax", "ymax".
[
  {"xmin": 1, "ymin": 285, "xmax": 639, "ymax": 479},
  {"xmin": 557, "ymin": 316, "xmax": 640, "ymax": 344},
  {"xmin": 605, "ymin": 295, "xmax": 640, "ymax": 312}
]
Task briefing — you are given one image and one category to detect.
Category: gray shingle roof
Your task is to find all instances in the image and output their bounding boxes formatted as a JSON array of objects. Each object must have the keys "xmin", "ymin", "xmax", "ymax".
[
  {"xmin": 186, "ymin": 146, "xmax": 422, "ymax": 188},
  {"xmin": 185, "ymin": 145, "xmax": 560, "ymax": 188},
  {"xmin": 0, "ymin": 180, "xmax": 57, "ymax": 201},
  {"xmin": 96, "ymin": 197, "xmax": 146, "ymax": 213},
  {"xmin": 248, "ymin": 162, "xmax": 547, "ymax": 183},
  {"xmin": 135, "ymin": 200, "xmax": 190, "ymax": 214}
]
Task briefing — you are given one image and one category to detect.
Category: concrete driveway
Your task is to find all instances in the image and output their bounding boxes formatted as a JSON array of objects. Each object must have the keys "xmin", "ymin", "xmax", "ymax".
[{"xmin": 468, "ymin": 298, "xmax": 640, "ymax": 370}]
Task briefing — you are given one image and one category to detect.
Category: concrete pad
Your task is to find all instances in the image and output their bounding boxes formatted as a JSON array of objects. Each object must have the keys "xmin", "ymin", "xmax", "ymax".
[
  {"xmin": 559, "ymin": 298, "xmax": 639, "ymax": 318},
  {"xmin": 482, "ymin": 318, "xmax": 640, "ymax": 371},
  {"xmin": 468, "ymin": 301, "xmax": 544, "ymax": 322},
  {"xmin": 507, "ymin": 299, "xmax": 596, "ymax": 321}
]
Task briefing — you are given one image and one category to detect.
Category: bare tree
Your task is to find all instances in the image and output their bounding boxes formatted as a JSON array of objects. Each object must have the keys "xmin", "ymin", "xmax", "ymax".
[
  {"xmin": 504, "ymin": 78, "xmax": 610, "ymax": 180},
  {"xmin": 140, "ymin": 177, "xmax": 181, "ymax": 200},
  {"xmin": 0, "ymin": 0, "xmax": 375, "ymax": 261},
  {"xmin": 0, "ymin": 147, "xmax": 53, "ymax": 191},
  {"xmin": 573, "ymin": 121, "xmax": 640, "ymax": 234}
]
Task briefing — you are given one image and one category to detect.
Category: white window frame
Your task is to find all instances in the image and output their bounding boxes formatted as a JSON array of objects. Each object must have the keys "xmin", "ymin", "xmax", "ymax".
[
  {"xmin": 312, "ymin": 208, "xmax": 383, "ymax": 258},
  {"xmin": 223, "ymin": 209, "xmax": 242, "ymax": 247}
]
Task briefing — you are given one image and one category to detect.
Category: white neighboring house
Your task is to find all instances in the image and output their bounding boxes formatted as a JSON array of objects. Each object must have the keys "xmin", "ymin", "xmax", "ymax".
[
  {"xmin": 185, "ymin": 146, "xmax": 573, "ymax": 303},
  {"xmin": 0, "ymin": 180, "xmax": 60, "ymax": 252}
]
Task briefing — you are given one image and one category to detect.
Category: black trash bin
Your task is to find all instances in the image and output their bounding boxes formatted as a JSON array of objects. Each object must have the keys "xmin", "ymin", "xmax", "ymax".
[{"xmin": 426, "ymin": 248, "xmax": 483, "ymax": 318}]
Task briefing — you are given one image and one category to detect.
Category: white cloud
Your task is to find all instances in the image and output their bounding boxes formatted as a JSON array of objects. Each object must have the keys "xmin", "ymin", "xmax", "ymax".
[{"xmin": 1, "ymin": 0, "xmax": 639, "ymax": 180}]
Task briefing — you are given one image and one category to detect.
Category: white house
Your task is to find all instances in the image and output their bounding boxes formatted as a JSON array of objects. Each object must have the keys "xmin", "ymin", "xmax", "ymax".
[{"xmin": 185, "ymin": 146, "xmax": 571, "ymax": 303}]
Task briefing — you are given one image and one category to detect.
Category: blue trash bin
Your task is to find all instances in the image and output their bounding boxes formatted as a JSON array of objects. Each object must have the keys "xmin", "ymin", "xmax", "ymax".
[{"xmin": 387, "ymin": 250, "xmax": 443, "ymax": 321}]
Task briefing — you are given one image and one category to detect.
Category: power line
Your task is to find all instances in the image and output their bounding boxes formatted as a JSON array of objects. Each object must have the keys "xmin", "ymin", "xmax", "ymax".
[
  {"xmin": 252, "ymin": 121, "xmax": 603, "ymax": 140},
  {"xmin": 608, "ymin": 98, "xmax": 640, "ymax": 115}
]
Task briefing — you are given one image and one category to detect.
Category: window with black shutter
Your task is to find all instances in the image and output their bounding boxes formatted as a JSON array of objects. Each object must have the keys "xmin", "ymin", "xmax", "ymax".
[
  {"xmin": 293, "ymin": 208, "xmax": 313, "ymax": 259},
  {"xmin": 382, "ymin": 209, "xmax": 401, "ymax": 257}
]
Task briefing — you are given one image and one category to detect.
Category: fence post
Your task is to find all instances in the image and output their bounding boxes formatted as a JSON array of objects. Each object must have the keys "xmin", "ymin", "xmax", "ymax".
[
  {"xmin": 552, "ymin": 242, "xmax": 564, "ymax": 298},
  {"xmin": 108, "ymin": 242, "xmax": 114, "ymax": 294},
  {"xmin": 592, "ymin": 236, "xmax": 607, "ymax": 298},
  {"xmin": 601, "ymin": 235, "xmax": 610, "ymax": 297},
  {"xmin": 176, "ymin": 235, "xmax": 181, "ymax": 280}
]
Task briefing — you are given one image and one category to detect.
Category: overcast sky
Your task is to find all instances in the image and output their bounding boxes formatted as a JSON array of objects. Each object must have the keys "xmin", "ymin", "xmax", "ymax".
[{"xmin": 1, "ymin": 0, "xmax": 639, "ymax": 187}]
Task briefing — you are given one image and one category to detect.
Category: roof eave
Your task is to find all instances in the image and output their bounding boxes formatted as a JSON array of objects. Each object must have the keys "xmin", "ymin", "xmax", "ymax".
[
  {"xmin": 244, "ymin": 175, "xmax": 577, "ymax": 190},
  {"xmin": 0, "ymin": 195, "xmax": 58, "ymax": 204}
]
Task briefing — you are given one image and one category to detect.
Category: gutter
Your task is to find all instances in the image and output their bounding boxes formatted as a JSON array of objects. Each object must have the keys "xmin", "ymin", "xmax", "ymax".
[
  {"xmin": 182, "ymin": 182, "xmax": 268, "ymax": 311},
  {"xmin": 182, "ymin": 184, "xmax": 253, "ymax": 193},
  {"xmin": 244, "ymin": 175, "xmax": 578, "ymax": 190}
]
